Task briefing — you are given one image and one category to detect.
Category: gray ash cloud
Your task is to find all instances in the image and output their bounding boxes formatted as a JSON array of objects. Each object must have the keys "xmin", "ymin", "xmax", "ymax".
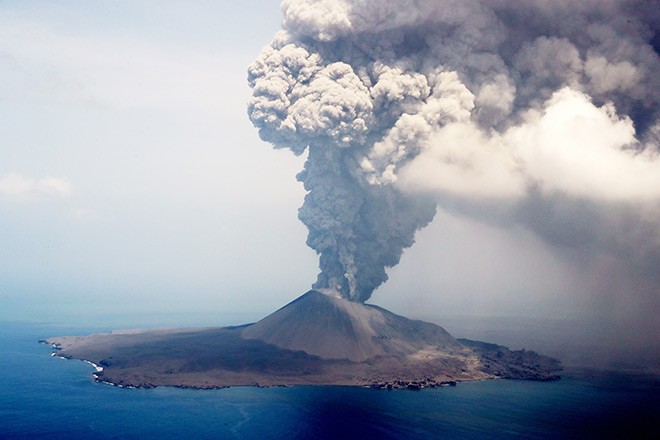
[{"xmin": 248, "ymin": 0, "xmax": 659, "ymax": 303}]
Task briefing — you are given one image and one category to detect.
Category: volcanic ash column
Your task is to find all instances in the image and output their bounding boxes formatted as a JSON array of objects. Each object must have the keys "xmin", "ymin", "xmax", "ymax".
[{"xmin": 248, "ymin": 0, "xmax": 660, "ymax": 304}]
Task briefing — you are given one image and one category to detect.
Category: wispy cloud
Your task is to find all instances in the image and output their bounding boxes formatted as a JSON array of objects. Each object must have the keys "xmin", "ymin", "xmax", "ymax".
[{"xmin": 0, "ymin": 172, "xmax": 74, "ymax": 200}]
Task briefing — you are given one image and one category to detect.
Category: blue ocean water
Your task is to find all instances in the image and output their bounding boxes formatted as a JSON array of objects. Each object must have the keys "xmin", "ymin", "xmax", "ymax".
[{"xmin": 1, "ymin": 321, "xmax": 657, "ymax": 440}]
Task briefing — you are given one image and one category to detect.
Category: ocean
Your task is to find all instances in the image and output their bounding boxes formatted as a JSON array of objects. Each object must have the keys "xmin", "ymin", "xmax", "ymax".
[{"xmin": 1, "ymin": 321, "xmax": 657, "ymax": 440}]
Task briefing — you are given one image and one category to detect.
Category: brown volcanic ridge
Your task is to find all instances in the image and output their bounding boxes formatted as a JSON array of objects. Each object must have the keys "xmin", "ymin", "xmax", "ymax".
[{"xmin": 45, "ymin": 290, "xmax": 561, "ymax": 389}]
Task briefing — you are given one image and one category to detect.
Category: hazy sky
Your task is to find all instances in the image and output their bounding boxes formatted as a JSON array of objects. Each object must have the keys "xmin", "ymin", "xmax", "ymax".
[
  {"xmin": 0, "ymin": 0, "xmax": 315, "ymax": 323},
  {"xmin": 1, "ymin": 0, "xmax": 657, "ymax": 362}
]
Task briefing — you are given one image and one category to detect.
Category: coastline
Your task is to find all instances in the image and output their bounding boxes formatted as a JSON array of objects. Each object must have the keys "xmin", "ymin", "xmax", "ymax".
[
  {"xmin": 43, "ymin": 325, "xmax": 561, "ymax": 390},
  {"xmin": 40, "ymin": 294, "xmax": 561, "ymax": 390},
  {"xmin": 50, "ymin": 350, "xmax": 486, "ymax": 390}
]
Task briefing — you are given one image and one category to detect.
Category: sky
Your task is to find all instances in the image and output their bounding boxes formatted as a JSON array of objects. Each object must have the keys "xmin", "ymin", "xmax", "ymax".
[
  {"xmin": 0, "ymin": 0, "xmax": 658, "ymax": 364},
  {"xmin": 0, "ymin": 0, "xmax": 316, "ymax": 323}
]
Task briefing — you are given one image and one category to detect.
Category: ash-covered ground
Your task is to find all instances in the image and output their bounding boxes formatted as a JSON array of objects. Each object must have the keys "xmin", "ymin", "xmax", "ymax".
[{"xmin": 47, "ymin": 291, "xmax": 561, "ymax": 389}]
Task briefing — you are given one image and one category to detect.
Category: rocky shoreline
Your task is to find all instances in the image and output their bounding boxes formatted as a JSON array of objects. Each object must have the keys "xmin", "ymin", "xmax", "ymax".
[{"xmin": 368, "ymin": 378, "xmax": 458, "ymax": 390}]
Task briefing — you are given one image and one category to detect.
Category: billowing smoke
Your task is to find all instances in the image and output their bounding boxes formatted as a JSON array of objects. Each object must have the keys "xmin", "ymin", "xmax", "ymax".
[{"xmin": 248, "ymin": 0, "xmax": 659, "ymax": 303}]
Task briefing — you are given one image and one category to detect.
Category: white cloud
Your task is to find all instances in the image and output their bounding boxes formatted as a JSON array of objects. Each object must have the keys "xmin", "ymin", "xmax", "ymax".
[
  {"xmin": 397, "ymin": 122, "xmax": 525, "ymax": 199},
  {"xmin": 512, "ymin": 88, "xmax": 657, "ymax": 201},
  {"xmin": 398, "ymin": 87, "xmax": 660, "ymax": 203},
  {"xmin": 0, "ymin": 172, "xmax": 74, "ymax": 200}
]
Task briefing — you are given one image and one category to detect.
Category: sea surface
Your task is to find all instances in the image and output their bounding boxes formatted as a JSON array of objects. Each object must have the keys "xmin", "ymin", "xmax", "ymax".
[{"xmin": 1, "ymin": 321, "xmax": 658, "ymax": 440}]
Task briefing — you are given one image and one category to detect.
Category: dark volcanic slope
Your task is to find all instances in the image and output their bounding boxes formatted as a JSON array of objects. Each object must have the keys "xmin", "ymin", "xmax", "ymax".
[
  {"xmin": 47, "ymin": 291, "xmax": 562, "ymax": 389},
  {"xmin": 242, "ymin": 290, "xmax": 460, "ymax": 361}
]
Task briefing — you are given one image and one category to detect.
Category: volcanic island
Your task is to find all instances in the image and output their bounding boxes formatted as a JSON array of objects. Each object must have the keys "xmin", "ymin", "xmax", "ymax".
[{"xmin": 45, "ymin": 290, "xmax": 561, "ymax": 389}]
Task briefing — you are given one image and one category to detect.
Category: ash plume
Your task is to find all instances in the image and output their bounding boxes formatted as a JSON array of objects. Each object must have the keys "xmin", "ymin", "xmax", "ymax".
[{"xmin": 248, "ymin": 0, "xmax": 659, "ymax": 303}]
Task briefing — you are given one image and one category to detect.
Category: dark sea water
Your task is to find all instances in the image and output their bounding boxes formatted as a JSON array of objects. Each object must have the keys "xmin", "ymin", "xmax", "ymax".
[{"xmin": 1, "ymin": 322, "xmax": 658, "ymax": 440}]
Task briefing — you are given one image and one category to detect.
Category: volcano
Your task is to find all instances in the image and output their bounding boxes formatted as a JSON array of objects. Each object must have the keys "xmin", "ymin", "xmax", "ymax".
[
  {"xmin": 242, "ymin": 290, "xmax": 460, "ymax": 362},
  {"xmin": 46, "ymin": 291, "xmax": 561, "ymax": 389}
]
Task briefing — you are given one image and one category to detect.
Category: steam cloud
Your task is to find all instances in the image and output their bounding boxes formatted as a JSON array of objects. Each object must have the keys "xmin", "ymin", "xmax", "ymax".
[{"xmin": 248, "ymin": 0, "xmax": 659, "ymax": 303}]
